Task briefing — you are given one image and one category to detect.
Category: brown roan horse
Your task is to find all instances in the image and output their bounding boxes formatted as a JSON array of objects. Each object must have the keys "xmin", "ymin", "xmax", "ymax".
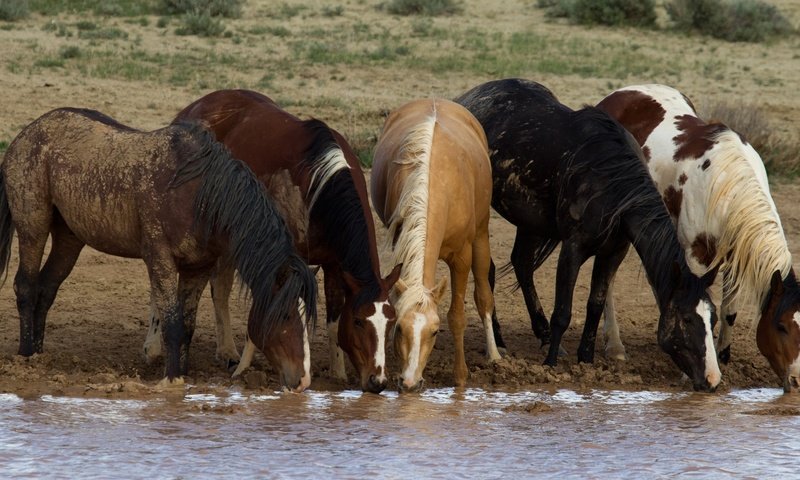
[
  {"xmin": 371, "ymin": 98, "xmax": 501, "ymax": 391},
  {"xmin": 143, "ymin": 89, "xmax": 401, "ymax": 393},
  {"xmin": 0, "ymin": 108, "xmax": 317, "ymax": 390}
]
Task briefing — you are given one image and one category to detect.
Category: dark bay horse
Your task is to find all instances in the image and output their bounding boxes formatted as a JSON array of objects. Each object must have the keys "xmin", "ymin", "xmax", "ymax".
[
  {"xmin": 0, "ymin": 108, "xmax": 317, "ymax": 390},
  {"xmin": 371, "ymin": 98, "xmax": 501, "ymax": 390},
  {"xmin": 455, "ymin": 78, "xmax": 721, "ymax": 391},
  {"xmin": 598, "ymin": 84, "xmax": 800, "ymax": 392},
  {"xmin": 148, "ymin": 89, "xmax": 401, "ymax": 393}
]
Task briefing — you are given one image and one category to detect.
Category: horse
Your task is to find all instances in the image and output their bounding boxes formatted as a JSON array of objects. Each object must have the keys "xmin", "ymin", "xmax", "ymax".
[
  {"xmin": 0, "ymin": 108, "xmax": 317, "ymax": 391},
  {"xmin": 371, "ymin": 98, "xmax": 501, "ymax": 391},
  {"xmin": 141, "ymin": 89, "xmax": 401, "ymax": 393},
  {"xmin": 597, "ymin": 84, "xmax": 800, "ymax": 392},
  {"xmin": 455, "ymin": 78, "xmax": 721, "ymax": 391}
]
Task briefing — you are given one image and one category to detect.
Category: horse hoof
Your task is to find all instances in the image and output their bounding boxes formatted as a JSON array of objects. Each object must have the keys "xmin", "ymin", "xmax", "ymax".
[
  {"xmin": 155, "ymin": 376, "xmax": 185, "ymax": 390},
  {"xmin": 605, "ymin": 348, "xmax": 628, "ymax": 362}
]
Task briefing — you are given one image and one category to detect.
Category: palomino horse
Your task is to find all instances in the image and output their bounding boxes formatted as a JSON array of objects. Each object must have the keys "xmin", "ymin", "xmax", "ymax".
[
  {"xmin": 371, "ymin": 98, "xmax": 501, "ymax": 391},
  {"xmin": 0, "ymin": 108, "xmax": 317, "ymax": 390},
  {"xmin": 598, "ymin": 84, "xmax": 800, "ymax": 392},
  {"xmin": 456, "ymin": 79, "xmax": 721, "ymax": 391},
  {"xmin": 142, "ymin": 90, "xmax": 401, "ymax": 393}
]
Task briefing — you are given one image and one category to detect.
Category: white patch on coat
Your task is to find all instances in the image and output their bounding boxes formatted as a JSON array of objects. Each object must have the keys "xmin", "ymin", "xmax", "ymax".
[
  {"xmin": 698, "ymin": 301, "xmax": 721, "ymax": 388},
  {"xmin": 368, "ymin": 301, "xmax": 391, "ymax": 382}
]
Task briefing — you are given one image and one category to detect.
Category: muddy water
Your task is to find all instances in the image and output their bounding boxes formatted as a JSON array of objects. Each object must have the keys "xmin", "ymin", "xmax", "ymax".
[{"xmin": 1, "ymin": 387, "xmax": 798, "ymax": 479}]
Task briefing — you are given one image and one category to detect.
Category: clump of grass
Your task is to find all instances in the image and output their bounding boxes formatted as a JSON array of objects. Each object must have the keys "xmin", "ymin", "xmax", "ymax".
[
  {"xmin": 75, "ymin": 20, "xmax": 96, "ymax": 30},
  {"xmin": 34, "ymin": 57, "xmax": 64, "ymax": 68},
  {"xmin": 0, "ymin": 140, "xmax": 8, "ymax": 153},
  {"xmin": 159, "ymin": 0, "xmax": 244, "ymax": 18},
  {"xmin": 29, "ymin": 0, "xmax": 154, "ymax": 16},
  {"xmin": 266, "ymin": 3, "xmax": 307, "ymax": 19},
  {"xmin": 666, "ymin": 0, "xmax": 794, "ymax": 42},
  {"xmin": 59, "ymin": 45, "xmax": 82, "ymax": 58},
  {"xmin": 79, "ymin": 27, "xmax": 128, "ymax": 40},
  {"xmin": 322, "ymin": 5, "xmax": 343, "ymax": 17},
  {"xmin": 0, "ymin": 0, "xmax": 29, "ymax": 21},
  {"xmin": 701, "ymin": 101, "xmax": 799, "ymax": 176},
  {"xmin": 384, "ymin": 0, "xmax": 462, "ymax": 16},
  {"xmin": 538, "ymin": 0, "xmax": 656, "ymax": 27},
  {"xmin": 175, "ymin": 10, "xmax": 225, "ymax": 36}
]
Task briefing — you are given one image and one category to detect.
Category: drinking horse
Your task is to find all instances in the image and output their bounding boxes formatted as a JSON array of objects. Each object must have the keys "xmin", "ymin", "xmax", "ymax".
[
  {"xmin": 143, "ymin": 89, "xmax": 401, "ymax": 393},
  {"xmin": 598, "ymin": 84, "xmax": 800, "ymax": 392},
  {"xmin": 456, "ymin": 78, "xmax": 720, "ymax": 391},
  {"xmin": 371, "ymin": 98, "xmax": 501, "ymax": 391},
  {"xmin": 0, "ymin": 108, "xmax": 317, "ymax": 391}
]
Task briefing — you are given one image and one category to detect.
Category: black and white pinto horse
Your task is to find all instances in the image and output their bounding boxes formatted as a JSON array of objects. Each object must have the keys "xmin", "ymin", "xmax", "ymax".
[
  {"xmin": 456, "ymin": 78, "xmax": 721, "ymax": 391},
  {"xmin": 598, "ymin": 84, "xmax": 800, "ymax": 392}
]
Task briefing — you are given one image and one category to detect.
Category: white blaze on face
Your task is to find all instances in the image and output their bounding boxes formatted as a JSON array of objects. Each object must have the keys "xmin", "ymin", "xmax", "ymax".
[
  {"xmin": 402, "ymin": 313, "xmax": 427, "ymax": 387},
  {"xmin": 790, "ymin": 312, "xmax": 800, "ymax": 380},
  {"xmin": 367, "ymin": 301, "xmax": 391, "ymax": 382},
  {"xmin": 697, "ymin": 301, "xmax": 721, "ymax": 388}
]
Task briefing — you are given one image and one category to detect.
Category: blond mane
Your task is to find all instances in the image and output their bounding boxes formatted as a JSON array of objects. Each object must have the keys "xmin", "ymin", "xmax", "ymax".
[
  {"xmin": 307, "ymin": 146, "xmax": 350, "ymax": 210},
  {"xmin": 705, "ymin": 130, "xmax": 792, "ymax": 312},
  {"xmin": 386, "ymin": 111, "xmax": 438, "ymax": 315}
]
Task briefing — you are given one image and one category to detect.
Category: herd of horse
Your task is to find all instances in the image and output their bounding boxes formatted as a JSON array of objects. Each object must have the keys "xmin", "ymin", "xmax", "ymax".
[{"xmin": 0, "ymin": 78, "xmax": 798, "ymax": 395}]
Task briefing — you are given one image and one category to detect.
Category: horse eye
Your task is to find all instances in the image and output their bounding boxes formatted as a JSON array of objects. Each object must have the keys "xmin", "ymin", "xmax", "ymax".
[
  {"xmin": 777, "ymin": 322, "xmax": 789, "ymax": 334},
  {"xmin": 432, "ymin": 330, "xmax": 439, "ymax": 338},
  {"xmin": 354, "ymin": 319, "xmax": 365, "ymax": 328}
]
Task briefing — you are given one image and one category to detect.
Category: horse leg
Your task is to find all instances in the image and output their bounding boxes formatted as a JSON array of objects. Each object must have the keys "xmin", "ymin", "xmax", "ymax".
[
  {"xmin": 448, "ymin": 247, "xmax": 472, "ymax": 387},
  {"xmin": 176, "ymin": 269, "xmax": 212, "ymax": 376},
  {"xmin": 324, "ymin": 265, "xmax": 348, "ymax": 381},
  {"xmin": 32, "ymin": 220, "xmax": 85, "ymax": 353},
  {"xmin": 14, "ymin": 214, "xmax": 51, "ymax": 356},
  {"xmin": 602, "ymin": 278, "xmax": 627, "ymax": 361},
  {"xmin": 210, "ymin": 260, "xmax": 240, "ymax": 368},
  {"xmin": 511, "ymin": 229, "xmax": 551, "ymax": 347},
  {"xmin": 142, "ymin": 291, "xmax": 162, "ymax": 364},
  {"xmin": 544, "ymin": 241, "xmax": 585, "ymax": 367},
  {"xmin": 144, "ymin": 249, "xmax": 182, "ymax": 382},
  {"xmin": 473, "ymin": 230, "xmax": 502, "ymax": 361},
  {"xmin": 488, "ymin": 258, "xmax": 507, "ymax": 353},
  {"xmin": 717, "ymin": 279, "xmax": 737, "ymax": 365},
  {"xmin": 578, "ymin": 243, "xmax": 628, "ymax": 364}
]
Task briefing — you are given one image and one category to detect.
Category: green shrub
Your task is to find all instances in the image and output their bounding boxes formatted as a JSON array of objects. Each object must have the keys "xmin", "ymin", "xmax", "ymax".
[
  {"xmin": 160, "ymin": 0, "xmax": 244, "ymax": 18},
  {"xmin": 666, "ymin": 0, "xmax": 794, "ymax": 42},
  {"xmin": 0, "ymin": 0, "xmax": 29, "ymax": 21},
  {"xmin": 78, "ymin": 27, "xmax": 128, "ymax": 40},
  {"xmin": 384, "ymin": 0, "xmax": 462, "ymax": 16},
  {"xmin": 175, "ymin": 10, "xmax": 225, "ymax": 36},
  {"xmin": 570, "ymin": 0, "xmax": 656, "ymax": 27},
  {"xmin": 59, "ymin": 45, "xmax": 82, "ymax": 58},
  {"xmin": 322, "ymin": 5, "xmax": 343, "ymax": 17}
]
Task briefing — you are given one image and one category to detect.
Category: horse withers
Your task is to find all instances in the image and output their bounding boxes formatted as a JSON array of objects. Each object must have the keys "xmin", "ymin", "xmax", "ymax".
[
  {"xmin": 0, "ymin": 108, "xmax": 316, "ymax": 391},
  {"xmin": 142, "ymin": 90, "xmax": 401, "ymax": 393},
  {"xmin": 371, "ymin": 98, "xmax": 501, "ymax": 391},
  {"xmin": 456, "ymin": 79, "xmax": 720, "ymax": 392},
  {"xmin": 598, "ymin": 84, "xmax": 800, "ymax": 392}
]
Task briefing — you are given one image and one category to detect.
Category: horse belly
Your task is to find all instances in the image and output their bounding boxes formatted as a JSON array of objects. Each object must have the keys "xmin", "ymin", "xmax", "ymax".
[{"xmin": 52, "ymin": 190, "xmax": 143, "ymax": 258}]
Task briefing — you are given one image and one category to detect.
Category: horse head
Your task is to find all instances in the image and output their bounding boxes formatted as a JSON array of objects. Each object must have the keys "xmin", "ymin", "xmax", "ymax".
[
  {"xmin": 249, "ymin": 298, "xmax": 311, "ymax": 393},
  {"xmin": 758, "ymin": 270, "xmax": 800, "ymax": 393},
  {"xmin": 657, "ymin": 263, "xmax": 721, "ymax": 392},
  {"xmin": 392, "ymin": 276, "xmax": 448, "ymax": 392},
  {"xmin": 339, "ymin": 264, "xmax": 402, "ymax": 394}
]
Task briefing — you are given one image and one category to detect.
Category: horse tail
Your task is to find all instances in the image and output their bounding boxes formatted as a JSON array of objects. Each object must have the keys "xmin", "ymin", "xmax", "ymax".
[
  {"xmin": 0, "ymin": 170, "xmax": 15, "ymax": 286},
  {"xmin": 170, "ymin": 122, "xmax": 318, "ymax": 336}
]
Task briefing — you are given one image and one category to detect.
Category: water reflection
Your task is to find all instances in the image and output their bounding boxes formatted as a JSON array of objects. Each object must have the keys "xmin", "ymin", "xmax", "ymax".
[{"xmin": 0, "ymin": 387, "xmax": 798, "ymax": 478}]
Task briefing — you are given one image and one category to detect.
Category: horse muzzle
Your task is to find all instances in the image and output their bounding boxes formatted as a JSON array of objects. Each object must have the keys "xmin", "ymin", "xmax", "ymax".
[
  {"xmin": 398, "ymin": 377, "xmax": 425, "ymax": 393},
  {"xmin": 364, "ymin": 374, "xmax": 388, "ymax": 394},
  {"xmin": 783, "ymin": 375, "xmax": 800, "ymax": 393}
]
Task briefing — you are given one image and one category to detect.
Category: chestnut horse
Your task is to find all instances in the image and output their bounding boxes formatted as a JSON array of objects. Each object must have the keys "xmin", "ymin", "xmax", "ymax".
[
  {"xmin": 371, "ymin": 98, "xmax": 501, "ymax": 391},
  {"xmin": 598, "ymin": 84, "xmax": 800, "ymax": 392},
  {"xmin": 143, "ymin": 90, "xmax": 401, "ymax": 393},
  {"xmin": 456, "ymin": 79, "xmax": 720, "ymax": 391},
  {"xmin": 0, "ymin": 108, "xmax": 317, "ymax": 390}
]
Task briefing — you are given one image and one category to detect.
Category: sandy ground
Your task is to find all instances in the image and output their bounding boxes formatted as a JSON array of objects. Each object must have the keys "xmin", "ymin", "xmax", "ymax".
[{"xmin": 0, "ymin": 0, "xmax": 798, "ymax": 397}]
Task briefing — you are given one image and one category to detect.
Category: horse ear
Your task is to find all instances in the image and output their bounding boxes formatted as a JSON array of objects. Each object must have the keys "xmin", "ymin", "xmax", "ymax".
[
  {"xmin": 342, "ymin": 271, "xmax": 360, "ymax": 295},
  {"xmin": 383, "ymin": 263, "xmax": 403, "ymax": 289},
  {"xmin": 394, "ymin": 277, "xmax": 408, "ymax": 296},
  {"xmin": 771, "ymin": 270, "xmax": 784, "ymax": 296},
  {"xmin": 311, "ymin": 265, "xmax": 321, "ymax": 276},
  {"xmin": 432, "ymin": 276, "xmax": 448, "ymax": 303}
]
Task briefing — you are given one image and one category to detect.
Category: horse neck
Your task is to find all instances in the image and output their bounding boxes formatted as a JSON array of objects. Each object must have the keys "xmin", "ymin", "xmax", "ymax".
[{"xmin": 622, "ymin": 207, "xmax": 685, "ymax": 309}]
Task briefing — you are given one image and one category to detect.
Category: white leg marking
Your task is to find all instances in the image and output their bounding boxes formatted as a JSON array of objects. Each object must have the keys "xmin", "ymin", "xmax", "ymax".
[
  {"xmin": 401, "ymin": 313, "xmax": 426, "ymax": 387},
  {"xmin": 483, "ymin": 313, "xmax": 502, "ymax": 361},
  {"xmin": 232, "ymin": 339, "xmax": 257, "ymax": 378},
  {"xmin": 367, "ymin": 301, "xmax": 390, "ymax": 382},
  {"xmin": 299, "ymin": 299, "xmax": 311, "ymax": 391},
  {"xmin": 698, "ymin": 301, "xmax": 721, "ymax": 388},
  {"xmin": 143, "ymin": 301, "xmax": 163, "ymax": 363},
  {"xmin": 603, "ymin": 285, "xmax": 627, "ymax": 361}
]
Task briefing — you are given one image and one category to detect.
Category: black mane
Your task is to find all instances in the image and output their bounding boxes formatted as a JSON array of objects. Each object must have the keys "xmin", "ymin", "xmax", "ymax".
[
  {"xmin": 302, "ymin": 119, "xmax": 381, "ymax": 307},
  {"xmin": 170, "ymin": 121, "xmax": 318, "ymax": 338}
]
